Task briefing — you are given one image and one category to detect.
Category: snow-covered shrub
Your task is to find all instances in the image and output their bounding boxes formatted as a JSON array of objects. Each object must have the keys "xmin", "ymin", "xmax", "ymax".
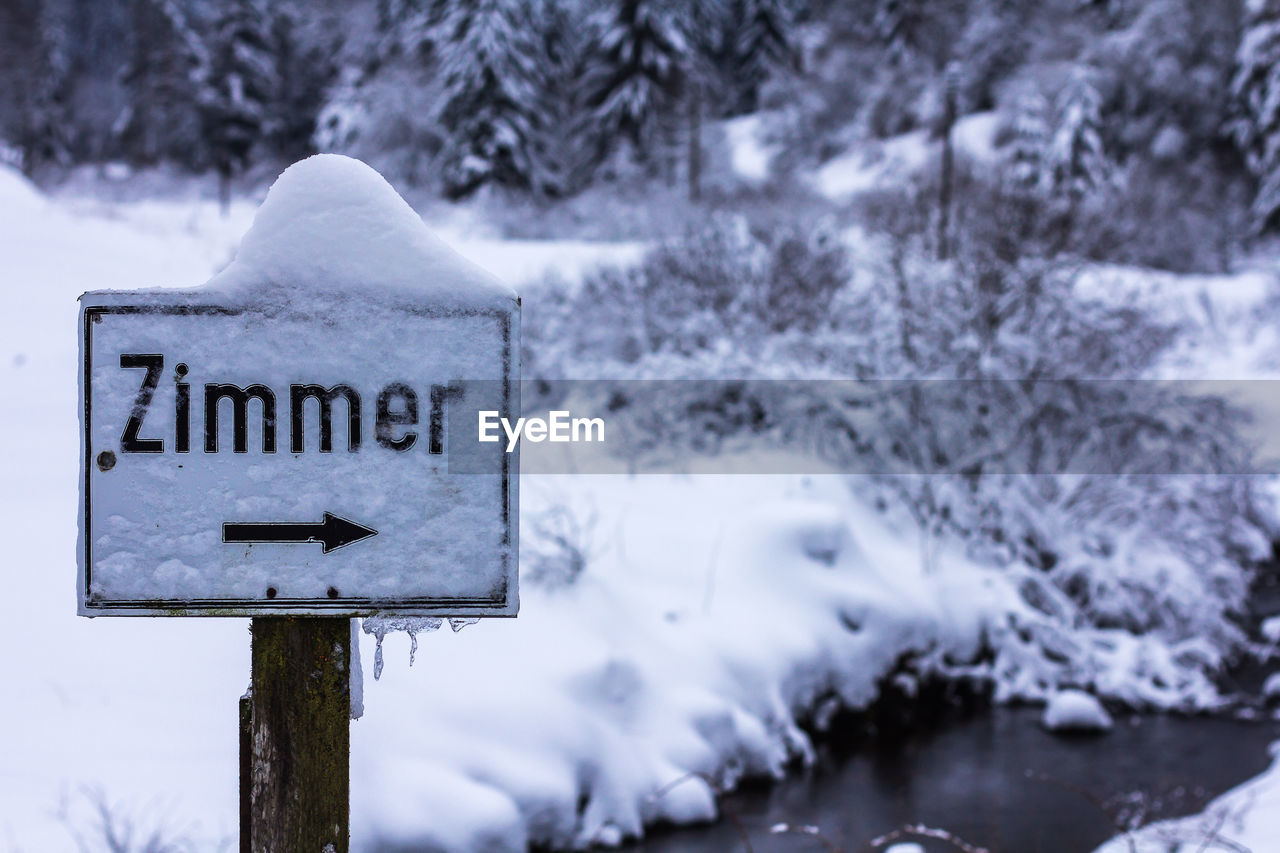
[
  {"xmin": 1070, "ymin": 156, "xmax": 1249, "ymax": 273},
  {"xmin": 57, "ymin": 786, "xmax": 196, "ymax": 853},
  {"xmin": 312, "ymin": 63, "xmax": 447, "ymax": 188},
  {"xmin": 524, "ymin": 215, "xmax": 849, "ymax": 373},
  {"xmin": 524, "ymin": 212, "xmax": 1274, "ymax": 710},
  {"xmin": 522, "ymin": 503, "xmax": 598, "ymax": 590}
]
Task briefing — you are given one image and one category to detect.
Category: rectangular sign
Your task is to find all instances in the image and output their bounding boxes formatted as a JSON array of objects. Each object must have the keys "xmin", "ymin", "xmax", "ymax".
[{"xmin": 78, "ymin": 292, "xmax": 519, "ymax": 616}]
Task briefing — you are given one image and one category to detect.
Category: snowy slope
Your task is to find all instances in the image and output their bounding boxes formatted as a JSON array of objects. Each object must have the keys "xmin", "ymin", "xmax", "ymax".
[{"xmin": 812, "ymin": 112, "xmax": 1002, "ymax": 201}]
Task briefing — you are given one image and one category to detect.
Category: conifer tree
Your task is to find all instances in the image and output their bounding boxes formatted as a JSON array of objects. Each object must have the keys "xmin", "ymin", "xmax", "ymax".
[
  {"xmin": 579, "ymin": 0, "xmax": 691, "ymax": 165},
  {"xmin": 433, "ymin": 0, "xmax": 544, "ymax": 198},
  {"xmin": 1231, "ymin": 0, "xmax": 1280, "ymax": 229},
  {"xmin": 117, "ymin": 0, "xmax": 206, "ymax": 166},
  {"xmin": 734, "ymin": 0, "xmax": 796, "ymax": 107},
  {"xmin": 530, "ymin": 0, "xmax": 589, "ymax": 195},
  {"xmin": 1048, "ymin": 71, "xmax": 1111, "ymax": 201},
  {"xmin": 0, "ymin": 0, "xmax": 70, "ymax": 174},
  {"xmin": 268, "ymin": 2, "xmax": 336, "ymax": 161},
  {"xmin": 1008, "ymin": 89, "xmax": 1051, "ymax": 193},
  {"xmin": 201, "ymin": 0, "xmax": 278, "ymax": 210},
  {"xmin": 713, "ymin": 0, "xmax": 796, "ymax": 115}
]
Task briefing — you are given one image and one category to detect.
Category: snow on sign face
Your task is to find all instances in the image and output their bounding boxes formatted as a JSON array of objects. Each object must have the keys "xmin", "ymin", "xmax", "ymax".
[{"xmin": 77, "ymin": 155, "xmax": 519, "ymax": 616}]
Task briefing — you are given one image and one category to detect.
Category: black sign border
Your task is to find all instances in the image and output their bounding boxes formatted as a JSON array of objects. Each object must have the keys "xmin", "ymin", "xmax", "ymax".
[{"xmin": 81, "ymin": 302, "xmax": 516, "ymax": 616}]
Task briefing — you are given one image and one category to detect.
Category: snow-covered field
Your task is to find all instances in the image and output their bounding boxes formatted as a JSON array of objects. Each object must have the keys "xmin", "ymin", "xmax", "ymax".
[
  {"xmin": 0, "ymin": 163, "xmax": 642, "ymax": 850},
  {"xmin": 4, "ymin": 158, "xmax": 1280, "ymax": 852}
]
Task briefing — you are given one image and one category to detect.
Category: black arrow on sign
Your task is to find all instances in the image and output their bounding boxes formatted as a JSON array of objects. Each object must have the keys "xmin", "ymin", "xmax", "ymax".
[{"xmin": 222, "ymin": 512, "xmax": 378, "ymax": 554}]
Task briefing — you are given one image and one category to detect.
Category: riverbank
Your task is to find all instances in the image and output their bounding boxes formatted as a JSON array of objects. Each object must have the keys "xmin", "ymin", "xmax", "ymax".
[{"xmin": 631, "ymin": 707, "xmax": 1280, "ymax": 853}]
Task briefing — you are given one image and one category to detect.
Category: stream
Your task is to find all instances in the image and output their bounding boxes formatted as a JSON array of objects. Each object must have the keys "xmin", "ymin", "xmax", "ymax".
[{"xmin": 634, "ymin": 706, "xmax": 1279, "ymax": 853}]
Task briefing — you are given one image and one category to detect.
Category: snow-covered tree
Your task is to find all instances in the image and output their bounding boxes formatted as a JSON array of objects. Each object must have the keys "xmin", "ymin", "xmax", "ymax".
[
  {"xmin": 200, "ymin": 0, "xmax": 278, "ymax": 208},
  {"xmin": 874, "ymin": 0, "xmax": 927, "ymax": 63},
  {"xmin": 1048, "ymin": 71, "xmax": 1112, "ymax": 201},
  {"xmin": 433, "ymin": 0, "xmax": 545, "ymax": 198},
  {"xmin": 1007, "ymin": 89, "xmax": 1051, "ymax": 193},
  {"xmin": 1231, "ymin": 0, "xmax": 1280, "ymax": 229},
  {"xmin": 529, "ymin": 0, "xmax": 591, "ymax": 195},
  {"xmin": 873, "ymin": 0, "xmax": 966, "ymax": 69},
  {"xmin": 391, "ymin": 0, "xmax": 450, "ymax": 62},
  {"xmin": 116, "ymin": 0, "xmax": 206, "ymax": 167},
  {"xmin": 0, "ymin": 0, "xmax": 70, "ymax": 174},
  {"xmin": 267, "ymin": 2, "xmax": 335, "ymax": 161},
  {"xmin": 728, "ymin": 0, "xmax": 798, "ymax": 113},
  {"xmin": 579, "ymin": 0, "xmax": 692, "ymax": 165}
]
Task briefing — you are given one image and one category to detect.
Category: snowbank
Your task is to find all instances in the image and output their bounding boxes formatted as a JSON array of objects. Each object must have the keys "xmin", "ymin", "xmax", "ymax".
[
  {"xmin": 723, "ymin": 113, "xmax": 777, "ymax": 183},
  {"xmin": 1094, "ymin": 743, "xmax": 1280, "ymax": 852},
  {"xmin": 352, "ymin": 474, "xmax": 1003, "ymax": 850},
  {"xmin": 0, "ymin": 163, "xmax": 48, "ymax": 213},
  {"xmin": 1041, "ymin": 690, "xmax": 1113, "ymax": 733},
  {"xmin": 812, "ymin": 112, "xmax": 1001, "ymax": 201}
]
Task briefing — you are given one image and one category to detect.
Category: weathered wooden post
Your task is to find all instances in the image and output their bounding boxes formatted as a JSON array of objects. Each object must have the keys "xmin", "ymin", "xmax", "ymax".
[
  {"xmin": 79, "ymin": 154, "xmax": 520, "ymax": 853},
  {"xmin": 249, "ymin": 618, "xmax": 351, "ymax": 852}
]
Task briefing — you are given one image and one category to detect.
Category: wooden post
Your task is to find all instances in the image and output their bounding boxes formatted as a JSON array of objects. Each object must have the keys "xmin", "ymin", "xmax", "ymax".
[{"xmin": 247, "ymin": 617, "xmax": 350, "ymax": 853}]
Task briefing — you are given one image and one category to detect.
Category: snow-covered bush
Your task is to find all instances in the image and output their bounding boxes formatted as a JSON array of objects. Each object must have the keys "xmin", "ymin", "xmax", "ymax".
[
  {"xmin": 524, "ymin": 213, "xmax": 1274, "ymax": 710},
  {"xmin": 1070, "ymin": 156, "xmax": 1249, "ymax": 273},
  {"xmin": 525, "ymin": 215, "xmax": 849, "ymax": 371},
  {"xmin": 522, "ymin": 503, "xmax": 598, "ymax": 590}
]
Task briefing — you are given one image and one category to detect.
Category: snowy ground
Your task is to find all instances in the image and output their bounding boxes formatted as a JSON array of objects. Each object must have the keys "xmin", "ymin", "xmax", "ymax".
[
  {"xmin": 811, "ymin": 112, "xmax": 1002, "ymax": 201},
  {"xmin": 5, "ymin": 158, "xmax": 1280, "ymax": 851},
  {"xmin": 0, "ymin": 164, "xmax": 638, "ymax": 851},
  {"xmin": 0, "ymin": 159, "xmax": 1003, "ymax": 851}
]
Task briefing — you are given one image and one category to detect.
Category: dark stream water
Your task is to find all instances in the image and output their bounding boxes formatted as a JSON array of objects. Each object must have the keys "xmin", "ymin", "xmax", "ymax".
[
  {"xmin": 633, "ymin": 708, "xmax": 1279, "ymax": 853},
  {"xmin": 633, "ymin": 567, "xmax": 1280, "ymax": 853}
]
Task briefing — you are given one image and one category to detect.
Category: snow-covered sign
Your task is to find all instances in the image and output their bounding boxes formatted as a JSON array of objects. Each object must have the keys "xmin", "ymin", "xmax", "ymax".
[{"xmin": 77, "ymin": 155, "xmax": 520, "ymax": 616}]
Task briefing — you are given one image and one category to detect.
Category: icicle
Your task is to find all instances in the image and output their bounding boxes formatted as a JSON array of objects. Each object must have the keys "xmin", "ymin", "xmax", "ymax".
[{"xmin": 361, "ymin": 616, "xmax": 442, "ymax": 679}]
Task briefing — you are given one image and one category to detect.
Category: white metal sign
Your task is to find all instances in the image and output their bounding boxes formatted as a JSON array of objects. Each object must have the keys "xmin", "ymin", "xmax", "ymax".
[{"xmin": 78, "ymin": 292, "xmax": 519, "ymax": 616}]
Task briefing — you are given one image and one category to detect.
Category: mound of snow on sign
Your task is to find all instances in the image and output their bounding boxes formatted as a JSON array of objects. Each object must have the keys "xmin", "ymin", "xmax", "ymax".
[
  {"xmin": 351, "ymin": 474, "xmax": 1002, "ymax": 851},
  {"xmin": 207, "ymin": 153, "xmax": 515, "ymax": 308},
  {"xmin": 1041, "ymin": 689, "xmax": 1113, "ymax": 733}
]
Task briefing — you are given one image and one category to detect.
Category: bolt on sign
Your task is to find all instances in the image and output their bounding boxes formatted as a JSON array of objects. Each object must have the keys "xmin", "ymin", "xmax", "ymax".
[{"xmin": 79, "ymin": 293, "xmax": 518, "ymax": 616}]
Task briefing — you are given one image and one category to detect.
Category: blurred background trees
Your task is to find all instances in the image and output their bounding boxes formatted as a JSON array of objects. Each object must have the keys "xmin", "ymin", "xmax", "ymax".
[
  {"xmin": 0, "ymin": 0, "xmax": 1244, "ymax": 220},
  {"xmin": 0, "ymin": 0, "xmax": 1274, "ymax": 260}
]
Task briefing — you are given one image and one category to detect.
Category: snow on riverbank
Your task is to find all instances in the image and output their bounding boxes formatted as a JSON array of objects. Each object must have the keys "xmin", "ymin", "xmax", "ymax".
[
  {"xmin": 354, "ymin": 474, "xmax": 1002, "ymax": 850},
  {"xmin": 1094, "ymin": 742, "xmax": 1280, "ymax": 853},
  {"xmin": 1042, "ymin": 690, "xmax": 1113, "ymax": 734}
]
